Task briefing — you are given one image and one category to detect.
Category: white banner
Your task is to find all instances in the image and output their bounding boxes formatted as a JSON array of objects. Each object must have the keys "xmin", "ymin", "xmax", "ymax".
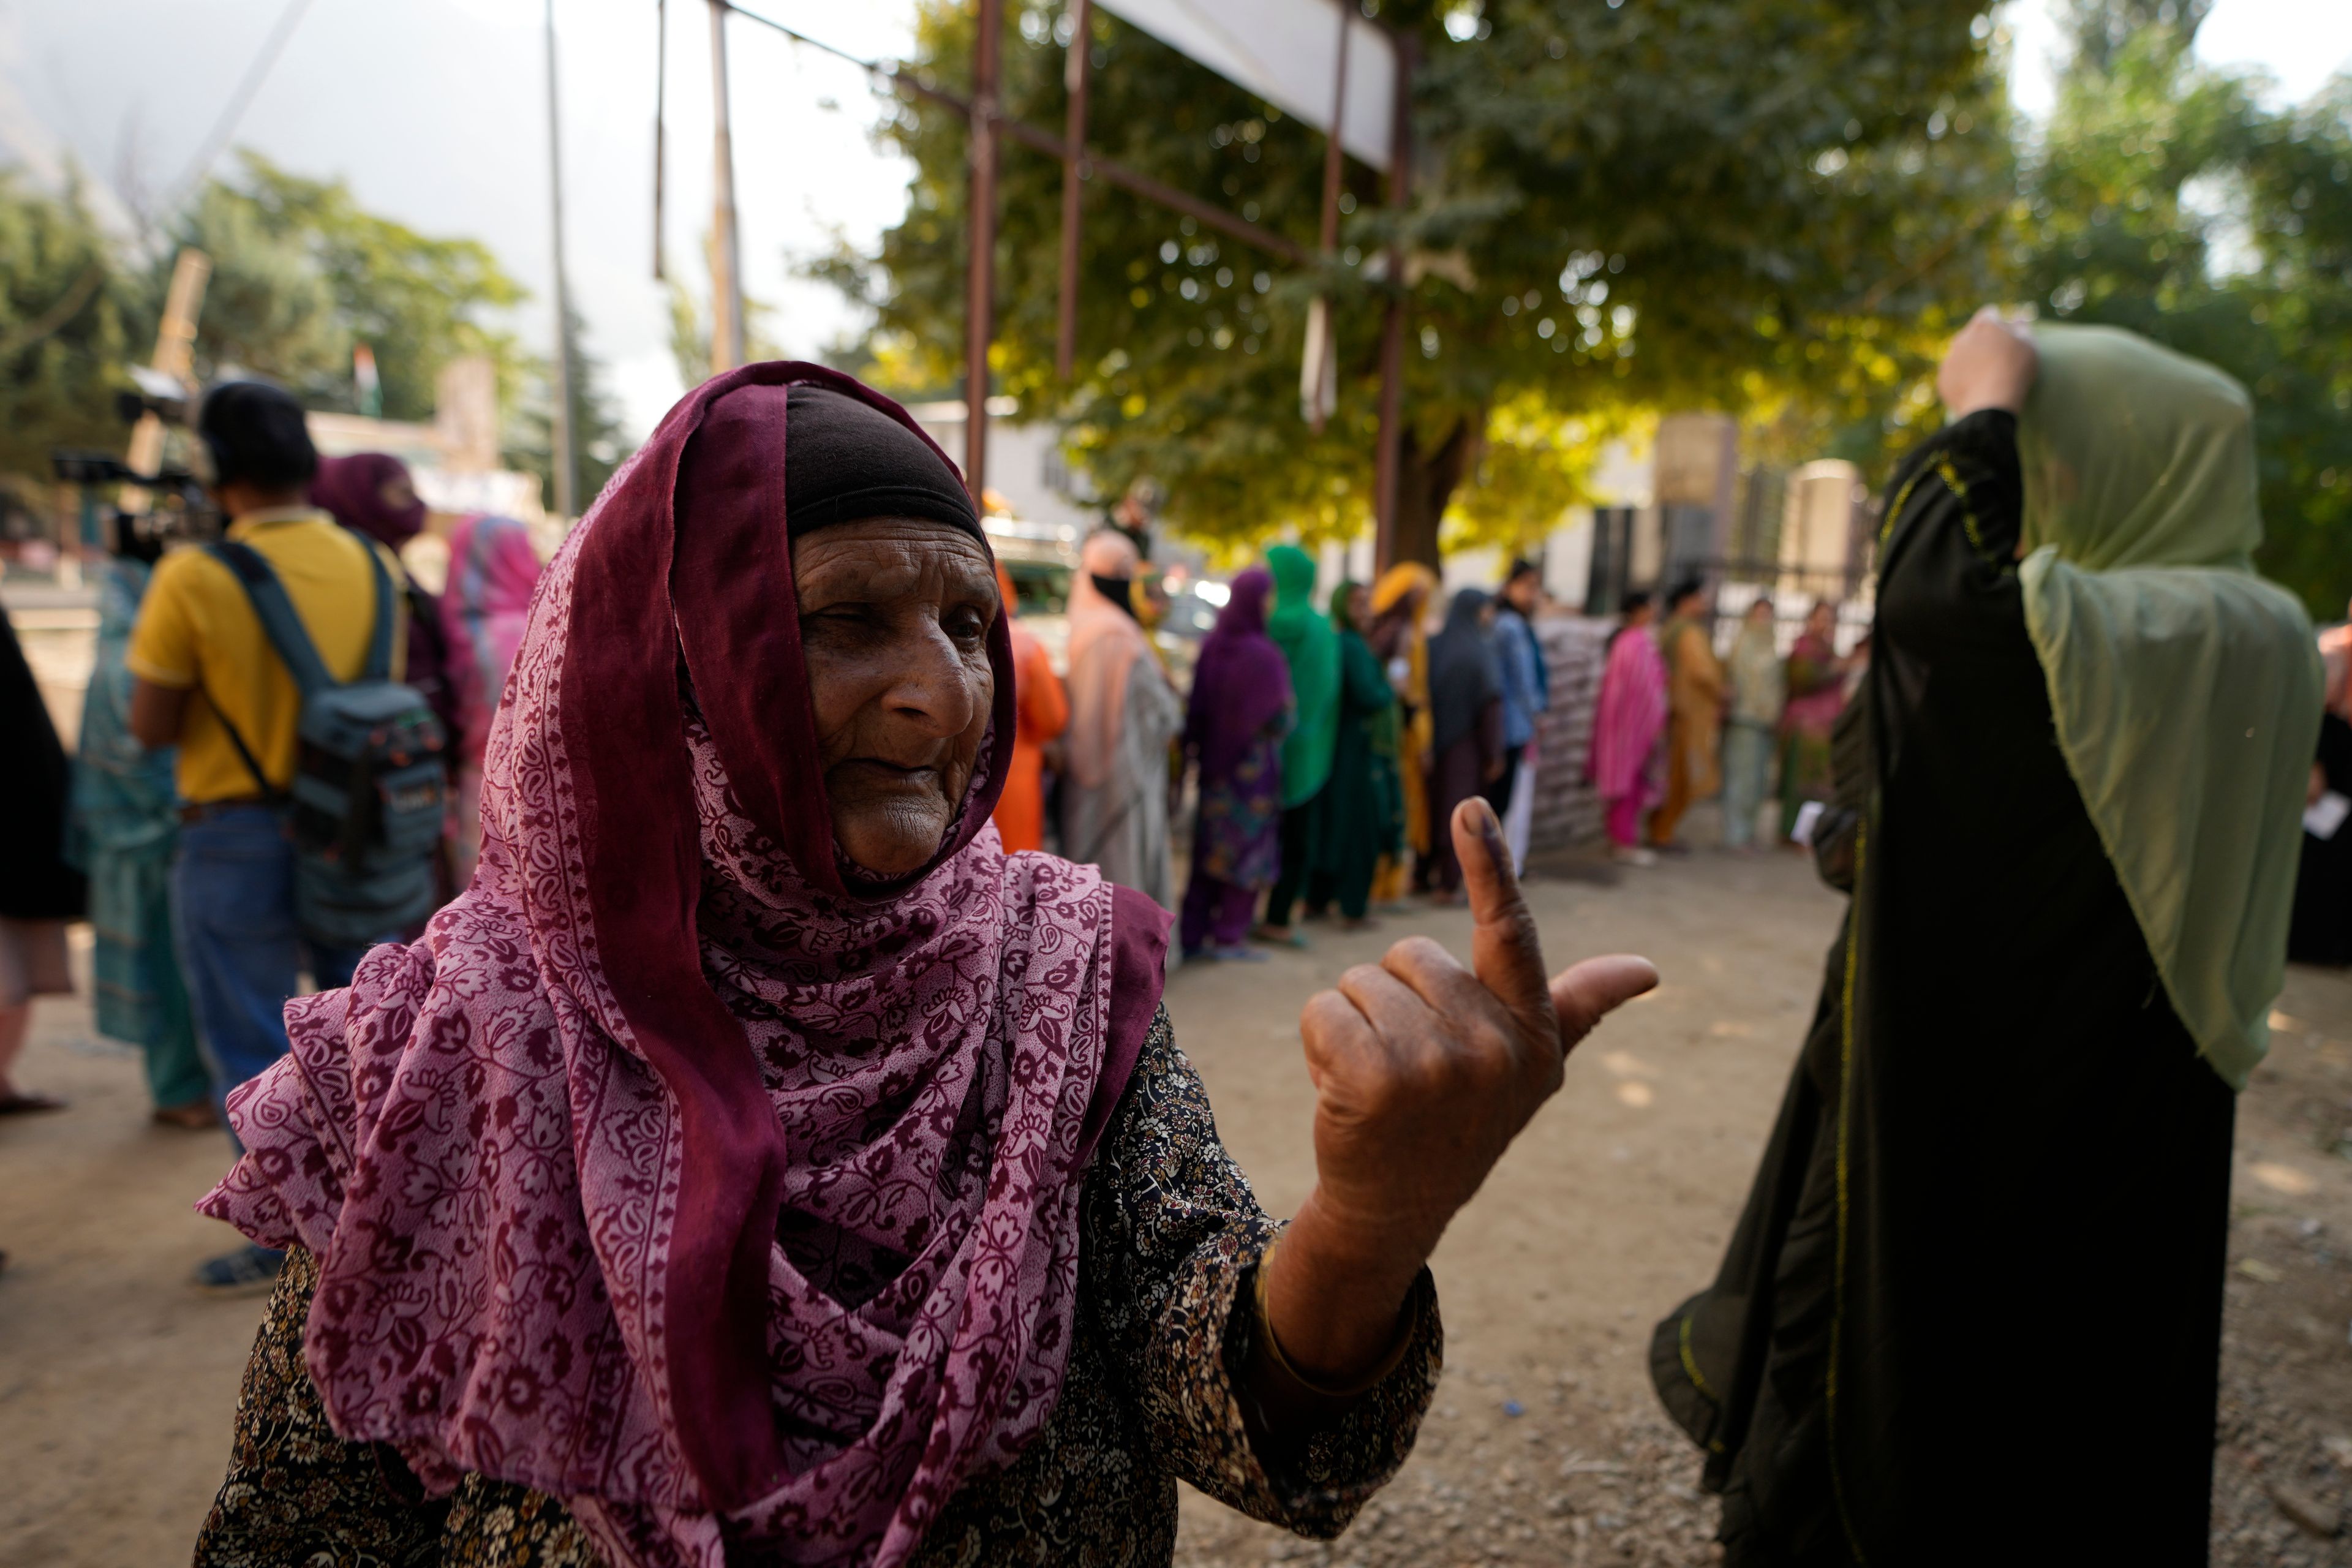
[{"xmin": 1095, "ymin": 0, "xmax": 1399, "ymax": 173}]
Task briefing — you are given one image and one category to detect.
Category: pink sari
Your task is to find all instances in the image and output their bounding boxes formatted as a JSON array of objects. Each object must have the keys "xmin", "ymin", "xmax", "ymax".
[
  {"xmin": 1586, "ymin": 624, "xmax": 1669, "ymax": 809},
  {"xmin": 439, "ymin": 513, "xmax": 543, "ymax": 884}
]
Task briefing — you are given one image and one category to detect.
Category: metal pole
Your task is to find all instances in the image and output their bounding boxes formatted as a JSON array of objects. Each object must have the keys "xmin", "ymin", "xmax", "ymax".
[
  {"xmin": 1306, "ymin": 0, "xmax": 1349, "ymax": 434},
  {"xmin": 1371, "ymin": 34, "xmax": 1412, "ymax": 572},
  {"xmin": 708, "ymin": 0, "xmax": 746, "ymax": 374},
  {"xmin": 546, "ymin": 0, "xmax": 578, "ymax": 519},
  {"xmin": 965, "ymin": 0, "xmax": 1003, "ymax": 505},
  {"xmin": 713, "ymin": 7, "xmax": 1317, "ymax": 265},
  {"xmin": 126, "ymin": 248, "xmax": 211, "ymax": 479},
  {"xmin": 1053, "ymin": 0, "xmax": 1092, "ymax": 381},
  {"xmin": 653, "ymin": 0, "xmax": 668, "ymax": 281},
  {"xmin": 119, "ymin": 246, "xmax": 213, "ymax": 531}
]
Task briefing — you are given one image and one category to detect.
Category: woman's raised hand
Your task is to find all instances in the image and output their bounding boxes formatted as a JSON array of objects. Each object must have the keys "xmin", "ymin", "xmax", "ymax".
[
  {"xmin": 1264, "ymin": 797, "xmax": 1658, "ymax": 1384},
  {"xmin": 1937, "ymin": 305, "xmax": 2040, "ymax": 419}
]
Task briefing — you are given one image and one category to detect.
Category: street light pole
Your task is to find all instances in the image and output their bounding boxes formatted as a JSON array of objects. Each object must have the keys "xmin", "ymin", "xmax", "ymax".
[
  {"xmin": 1054, "ymin": 0, "xmax": 1091, "ymax": 382},
  {"xmin": 1371, "ymin": 33, "xmax": 1414, "ymax": 573},
  {"xmin": 708, "ymin": 0, "xmax": 746, "ymax": 375},
  {"xmin": 964, "ymin": 0, "xmax": 1003, "ymax": 505},
  {"xmin": 545, "ymin": 0, "xmax": 578, "ymax": 520},
  {"xmin": 653, "ymin": 0, "xmax": 668, "ymax": 282}
]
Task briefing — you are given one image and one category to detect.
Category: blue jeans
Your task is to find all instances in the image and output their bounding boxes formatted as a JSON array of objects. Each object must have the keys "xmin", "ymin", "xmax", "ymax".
[{"xmin": 172, "ymin": 806, "xmax": 372, "ymax": 1140}]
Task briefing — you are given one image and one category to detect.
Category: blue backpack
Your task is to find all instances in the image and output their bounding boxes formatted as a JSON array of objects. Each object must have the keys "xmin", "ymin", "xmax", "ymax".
[{"xmin": 204, "ymin": 540, "xmax": 447, "ymax": 948}]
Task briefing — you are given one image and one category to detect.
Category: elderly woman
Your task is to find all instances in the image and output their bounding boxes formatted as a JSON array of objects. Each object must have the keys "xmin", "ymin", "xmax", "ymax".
[
  {"xmin": 1649, "ymin": 317, "xmax": 2319, "ymax": 1563},
  {"xmin": 190, "ymin": 365, "xmax": 1655, "ymax": 1568}
]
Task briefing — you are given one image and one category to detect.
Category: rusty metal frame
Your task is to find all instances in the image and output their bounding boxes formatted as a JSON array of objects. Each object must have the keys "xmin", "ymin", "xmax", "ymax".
[{"xmin": 723, "ymin": 1, "xmax": 1409, "ymax": 564}]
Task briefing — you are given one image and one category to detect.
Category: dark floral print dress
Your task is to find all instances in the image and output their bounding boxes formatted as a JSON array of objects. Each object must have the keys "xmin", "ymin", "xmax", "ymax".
[
  {"xmin": 1194, "ymin": 714, "xmax": 1288, "ymax": 892},
  {"xmin": 194, "ymin": 1006, "xmax": 1441, "ymax": 1567}
]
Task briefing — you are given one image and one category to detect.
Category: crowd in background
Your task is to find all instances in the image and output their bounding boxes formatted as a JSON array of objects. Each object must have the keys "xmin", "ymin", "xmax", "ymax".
[
  {"xmin": 0, "ymin": 382, "xmax": 542, "ymax": 1291},
  {"xmin": 993, "ymin": 538, "xmax": 1571, "ymax": 967},
  {"xmin": 2, "ymin": 362, "xmax": 2344, "ymax": 1321},
  {"xmin": 1002, "ymin": 526, "xmax": 1876, "ymax": 965},
  {"xmin": 1589, "ymin": 584, "xmax": 1864, "ymax": 867}
]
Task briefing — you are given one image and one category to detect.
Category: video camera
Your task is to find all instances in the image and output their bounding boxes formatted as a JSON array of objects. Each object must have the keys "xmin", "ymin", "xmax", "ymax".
[{"xmin": 48, "ymin": 365, "xmax": 220, "ymax": 562}]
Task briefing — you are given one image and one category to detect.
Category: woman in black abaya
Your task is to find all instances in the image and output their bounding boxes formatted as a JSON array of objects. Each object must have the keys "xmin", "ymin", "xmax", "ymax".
[{"xmin": 1649, "ymin": 314, "xmax": 2321, "ymax": 1566}]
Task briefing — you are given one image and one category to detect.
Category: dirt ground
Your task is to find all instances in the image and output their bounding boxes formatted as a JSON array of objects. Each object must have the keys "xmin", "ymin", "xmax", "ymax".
[{"xmin": 4, "ymin": 834, "xmax": 2351, "ymax": 1567}]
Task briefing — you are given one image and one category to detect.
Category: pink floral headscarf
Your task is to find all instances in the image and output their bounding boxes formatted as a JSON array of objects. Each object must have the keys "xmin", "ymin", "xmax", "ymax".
[
  {"xmin": 203, "ymin": 364, "xmax": 1169, "ymax": 1568},
  {"xmin": 438, "ymin": 513, "xmax": 542, "ymax": 766}
]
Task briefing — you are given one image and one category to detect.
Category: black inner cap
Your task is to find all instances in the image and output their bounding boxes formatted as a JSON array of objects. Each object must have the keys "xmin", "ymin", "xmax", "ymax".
[{"xmin": 784, "ymin": 384, "xmax": 982, "ymax": 541}]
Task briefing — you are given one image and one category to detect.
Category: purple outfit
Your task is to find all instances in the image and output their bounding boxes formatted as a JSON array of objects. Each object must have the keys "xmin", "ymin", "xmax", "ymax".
[{"xmin": 1180, "ymin": 568, "xmax": 1292, "ymax": 952}]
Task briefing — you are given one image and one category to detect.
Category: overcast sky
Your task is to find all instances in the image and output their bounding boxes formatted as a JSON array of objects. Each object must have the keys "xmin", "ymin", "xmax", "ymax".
[{"xmin": 2, "ymin": 0, "xmax": 2345, "ymax": 443}]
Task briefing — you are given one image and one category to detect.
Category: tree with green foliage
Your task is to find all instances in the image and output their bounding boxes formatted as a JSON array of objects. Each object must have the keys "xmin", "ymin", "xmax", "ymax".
[
  {"xmin": 827, "ymin": 0, "xmax": 2003, "ymax": 562},
  {"xmin": 2013, "ymin": 12, "xmax": 2352, "ymax": 613},
  {"xmin": 165, "ymin": 151, "xmax": 527, "ymax": 421},
  {"xmin": 0, "ymin": 170, "xmax": 149, "ymax": 483}
]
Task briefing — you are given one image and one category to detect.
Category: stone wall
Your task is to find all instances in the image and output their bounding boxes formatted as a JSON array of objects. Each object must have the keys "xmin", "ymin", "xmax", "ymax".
[{"xmin": 1528, "ymin": 614, "xmax": 1611, "ymax": 852}]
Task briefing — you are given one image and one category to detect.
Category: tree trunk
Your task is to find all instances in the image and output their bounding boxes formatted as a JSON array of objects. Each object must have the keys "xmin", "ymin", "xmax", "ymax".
[{"xmin": 1389, "ymin": 411, "xmax": 1483, "ymax": 570}]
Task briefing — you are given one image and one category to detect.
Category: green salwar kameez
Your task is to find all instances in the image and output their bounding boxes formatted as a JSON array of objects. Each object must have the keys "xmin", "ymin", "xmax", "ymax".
[{"xmin": 1305, "ymin": 607, "xmax": 1402, "ymax": 922}]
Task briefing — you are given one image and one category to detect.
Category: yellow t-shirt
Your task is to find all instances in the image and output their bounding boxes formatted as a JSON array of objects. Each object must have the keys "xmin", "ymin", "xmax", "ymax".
[{"xmin": 127, "ymin": 508, "xmax": 407, "ymax": 804}]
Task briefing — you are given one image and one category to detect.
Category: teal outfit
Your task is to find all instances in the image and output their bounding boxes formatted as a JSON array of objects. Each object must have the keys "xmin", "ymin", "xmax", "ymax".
[
  {"xmin": 1307, "ymin": 583, "xmax": 1403, "ymax": 920},
  {"xmin": 1261, "ymin": 546, "xmax": 1341, "ymax": 928},
  {"xmin": 1265, "ymin": 546, "xmax": 1340, "ymax": 807},
  {"xmin": 67, "ymin": 556, "xmax": 206, "ymax": 1110}
]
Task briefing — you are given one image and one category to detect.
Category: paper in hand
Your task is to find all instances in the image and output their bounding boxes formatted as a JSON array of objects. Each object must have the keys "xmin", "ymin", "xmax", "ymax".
[{"xmin": 2306, "ymin": 790, "xmax": 2350, "ymax": 842}]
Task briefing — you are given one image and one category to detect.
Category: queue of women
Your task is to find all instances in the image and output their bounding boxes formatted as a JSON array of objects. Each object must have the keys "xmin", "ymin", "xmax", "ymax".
[
  {"xmin": 1021, "ymin": 539, "xmax": 1580, "ymax": 975},
  {"xmin": 60, "ymin": 307, "xmax": 2310, "ymax": 1566},
  {"xmin": 1585, "ymin": 574, "xmax": 1864, "ymax": 867}
]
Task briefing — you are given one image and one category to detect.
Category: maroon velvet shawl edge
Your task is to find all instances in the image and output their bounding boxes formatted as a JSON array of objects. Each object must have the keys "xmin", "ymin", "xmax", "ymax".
[{"xmin": 557, "ymin": 361, "xmax": 1163, "ymax": 1512}]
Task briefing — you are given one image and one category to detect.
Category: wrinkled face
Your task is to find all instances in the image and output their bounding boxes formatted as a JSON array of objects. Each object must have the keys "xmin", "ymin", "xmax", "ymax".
[{"xmin": 794, "ymin": 517, "xmax": 998, "ymax": 878}]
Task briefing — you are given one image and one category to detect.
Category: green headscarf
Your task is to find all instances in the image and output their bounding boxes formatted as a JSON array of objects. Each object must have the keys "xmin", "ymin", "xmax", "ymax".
[
  {"xmin": 1333, "ymin": 578, "xmax": 1403, "ymax": 759},
  {"xmin": 1328, "ymin": 578, "xmax": 1361, "ymax": 635},
  {"xmin": 1266, "ymin": 545, "xmax": 1341, "ymax": 806},
  {"xmin": 2017, "ymin": 323, "xmax": 2322, "ymax": 1089}
]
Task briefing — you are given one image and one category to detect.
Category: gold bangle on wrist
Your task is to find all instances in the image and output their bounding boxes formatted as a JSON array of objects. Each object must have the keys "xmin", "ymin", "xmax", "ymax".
[{"xmin": 1251, "ymin": 1233, "xmax": 1421, "ymax": 1402}]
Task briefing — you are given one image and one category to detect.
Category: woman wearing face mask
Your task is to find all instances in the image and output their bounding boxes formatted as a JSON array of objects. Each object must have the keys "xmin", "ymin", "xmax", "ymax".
[
  {"xmin": 311, "ymin": 453, "xmax": 459, "ymax": 752},
  {"xmin": 1651, "ymin": 314, "xmax": 2320, "ymax": 1566},
  {"xmin": 1060, "ymin": 527, "xmax": 1185, "ymax": 909},
  {"xmin": 192, "ymin": 365, "xmax": 1659, "ymax": 1568}
]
